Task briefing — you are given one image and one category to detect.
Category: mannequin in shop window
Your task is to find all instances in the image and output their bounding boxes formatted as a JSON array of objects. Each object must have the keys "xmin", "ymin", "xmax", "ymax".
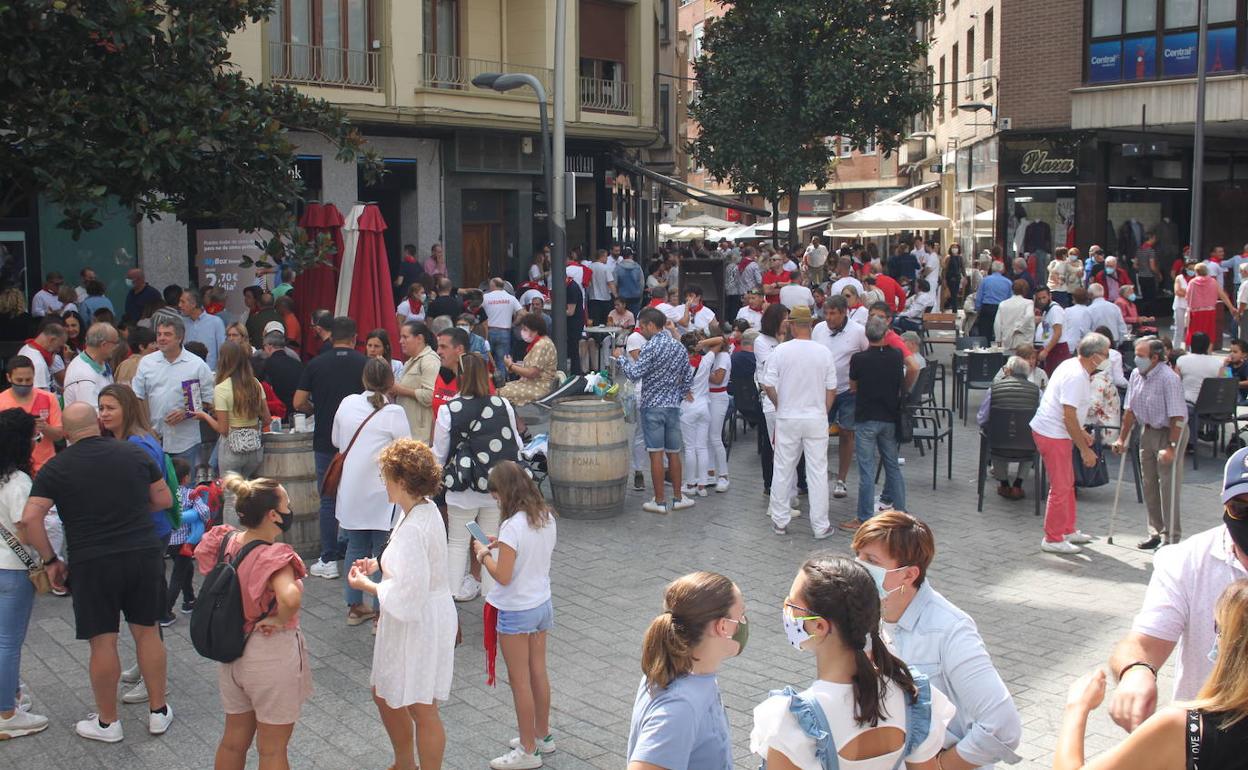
[{"xmin": 1011, "ymin": 203, "xmax": 1030, "ymax": 259}]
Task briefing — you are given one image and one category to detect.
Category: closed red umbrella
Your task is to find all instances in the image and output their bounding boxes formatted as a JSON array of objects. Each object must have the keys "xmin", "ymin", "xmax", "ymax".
[
  {"xmin": 294, "ymin": 202, "xmax": 345, "ymax": 359},
  {"xmin": 341, "ymin": 204, "xmax": 399, "ymax": 353}
]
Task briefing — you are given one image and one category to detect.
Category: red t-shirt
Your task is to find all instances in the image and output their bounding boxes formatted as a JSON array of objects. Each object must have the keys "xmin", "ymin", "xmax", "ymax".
[
  {"xmin": 873, "ymin": 274, "xmax": 906, "ymax": 313},
  {"xmin": 883, "ymin": 329, "xmax": 910, "ymax": 358},
  {"xmin": 761, "ymin": 270, "xmax": 791, "ymax": 304}
]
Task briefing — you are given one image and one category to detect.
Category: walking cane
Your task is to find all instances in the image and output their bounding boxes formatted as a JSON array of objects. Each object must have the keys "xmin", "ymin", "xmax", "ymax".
[
  {"xmin": 1107, "ymin": 428, "xmax": 1130, "ymax": 546},
  {"xmin": 1166, "ymin": 423, "xmax": 1186, "ymax": 545}
]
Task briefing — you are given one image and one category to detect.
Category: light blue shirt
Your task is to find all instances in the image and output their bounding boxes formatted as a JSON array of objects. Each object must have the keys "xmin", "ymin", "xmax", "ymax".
[
  {"xmin": 628, "ymin": 674, "xmax": 732, "ymax": 770},
  {"xmin": 884, "ymin": 581, "xmax": 1022, "ymax": 768},
  {"xmin": 1088, "ymin": 297, "xmax": 1129, "ymax": 341},
  {"xmin": 182, "ymin": 311, "xmax": 226, "ymax": 369},
  {"xmin": 131, "ymin": 348, "xmax": 216, "ymax": 454},
  {"xmin": 975, "ymin": 273, "xmax": 1013, "ymax": 310}
]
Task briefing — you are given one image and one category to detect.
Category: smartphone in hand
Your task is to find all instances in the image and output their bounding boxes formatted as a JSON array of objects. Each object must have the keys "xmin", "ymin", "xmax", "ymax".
[{"xmin": 465, "ymin": 521, "xmax": 490, "ymax": 546}]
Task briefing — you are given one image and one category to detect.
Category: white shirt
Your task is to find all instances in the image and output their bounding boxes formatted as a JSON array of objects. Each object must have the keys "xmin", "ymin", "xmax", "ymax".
[
  {"xmin": 812, "ymin": 319, "xmax": 869, "ymax": 394},
  {"xmin": 709, "ymin": 352, "xmax": 732, "ymax": 398},
  {"xmin": 0, "ymin": 471, "xmax": 33, "ymax": 571},
  {"xmin": 762, "ymin": 338, "xmax": 836, "ymax": 420},
  {"xmin": 993, "ymin": 295, "xmax": 1035, "ymax": 350},
  {"xmin": 736, "ymin": 305, "xmax": 763, "ymax": 330},
  {"xmin": 130, "ymin": 348, "xmax": 216, "ymax": 453},
  {"xmin": 901, "ymin": 288, "xmax": 936, "ymax": 319},
  {"xmin": 627, "ymin": 331, "xmax": 646, "ymax": 397},
  {"xmin": 1089, "ymin": 297, "xmax": 1129, "ymax": 341},
  {"xmin": 779, "ymin": 284, "xmax": 815, "ymax": 311},
  {"xmin": 848, "ymin": 305, "xmax": 869, "ymax": 326},
  {"xmin": 482, "ymin": 290, "xmax": 523, "ymax": 330},
  {"xmin": 588, "ymin": 261, "xmax": 616, "ymax": 301},
  {"xmin": 16, "ymin": 344, "xmax": 52, "ymax": 390},
  {"xmin": 804, "ymin": 244, "xmax": 829, "ymax": 268},
  {"xmin": 1237, "ymin": 280, "xmax": 1248, "ymax": 309},
  {"xmin": 682, "ymin": 354, "xmax": 714, "ymax": 408},
  {"xmin": 1177, "ymin": 352, "xmax": 1227, "ymax": 403},
  {"xmin": 1203, "ymin": 259, "xmax": 1223, "ymax": 281},
  {"xmin": 397, "ymin": 299, "xmax": 425, "ymax": 322},
  {"xmin": 1133, "ymin": 525, "xmax": 1248, "ymax": 699},
  {"xmin": 1029, "ymin": 356, "xmax": 1092, "ymax": 439},
  {"xmin": 684, "ymin": 304, "xmax": 717, "ymax": 334},
  {"xmin": 1174, "ymin": 274, "xmax": 1190, "ymax": 311},
  {"xmin": 782, "ymin": 259, "xmax": 798, "ymax": 272},
  {"xmin": 919, "ymin": 250, "xmax": 941, "ymax": 282},
  {"xmin": 485, "ymin": 511, "xmax": 557, "ymax": 611},
  {"xmin": 1035, "ymin": 303, "xmax": 1065, "ymax": 347},
  {"xmin": 565, "ymin": 263, "xmax": 586, "ymax": 286},
  {"xmin": 520, "ymin": 288, "xmax": 546, "ymax": 308},
  {"xmin": 62, "ymin": 352, "xmax": 113, "ymax": 407},
  {"xmin": 1061, "ymin": 304, "xmax": 1093, "ymax": 347},
  {"xmin": 829, "ymin": 276, "xmax": 864, "ymax": 298},
  {"xmin": 655, "ymin": 302, "xmax": 685, "ymax": 328},
  {"xmin": 31, "ymin": 289, "xmax": 62, "ymax": 318},
  {"xmin": 331, "ymin": 395, "xmax": 411, "ymax": 530}
]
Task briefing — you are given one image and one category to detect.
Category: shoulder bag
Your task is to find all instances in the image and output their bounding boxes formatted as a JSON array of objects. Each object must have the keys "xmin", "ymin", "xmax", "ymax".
[
  {"xmin": 321, "ymin": 407, "xmax": 382, "ymax": 496},
  {"xmin": 225, "ymin": 380, "xmax": 264, "ymax": 453},
  {"xmin": 0, "ymin": 521, "xmax": 52, "ymax": 594}
]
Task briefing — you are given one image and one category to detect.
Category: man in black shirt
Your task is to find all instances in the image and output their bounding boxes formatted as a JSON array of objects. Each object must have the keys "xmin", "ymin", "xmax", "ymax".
[
  {"xmin": 566, "ymin": 276, "xmax": 586, "ymax": 374},
  {"xmin": 393, "ymin": 243, "xmax": 426, "ymax": 303},
  {"xmin": 847, "ymin": 316, "xmax": 907, "ymax": 530},
  {"xmin": 259, "ymin": 330, "xmax": 304, "ymax": 415},
  {"xmin": 294, "ymin": 316, "xmax": 367, "ymax": 579},
  {"xmin": 309, "ymin": 309, "xmax": 333, "ymax": 357},
  {"xmin": 427, "ymin": 277, "xmax": 463, "ymax": 320},
  {"xmin": 20, "ymin": 402, "xmax": 174, "ymax": 741}
]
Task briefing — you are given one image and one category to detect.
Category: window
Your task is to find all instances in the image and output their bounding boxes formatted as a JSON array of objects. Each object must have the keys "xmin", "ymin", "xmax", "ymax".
[
  {"xmin": 1166, "ymin": 0, "xmax": 1235, "ymax": 28},
  {"xmin": 937, "ymin": 55, "xmax": 946, "ymax": 120},
  {"xmin": 984, "ymin": 10, "xmax": 994, "ymax": 60},
  {"xmin": 1091, "ymin": 0, "xmax": 1123, "ymax": 37},
  {"xmin": 692, "ymin": 22, "xmax": 704, "ymax": 61},
  {"xmin": 839, "ymin": 137, "xmax": 853, "ymax": 158},
  {"xmin": 952, "ymin": 43, "xmax": 959, "ymax": 103},
  {"xmin": 966, "ymin": 28, "xmax": 975, "ymax": 73},
  {"xmin": 423, "ymin": 0, "xmax": 458, "ymax": 56},
  {"xmin": 659, "ymin": 83, "xmax": 671, "ymax": 145},
  {"xmin": 269, "ymin": 0, "xmax": 376, "ymax": 87},
  {"xmin": 659, "ymin": 0, "xmax": 671, "ymax": 44},
  {"xmin": 1088, "ymin": 0, "xmax": 1241, "ymax": 84},
  {"xmin": 862, "ymin": 136, "xmax": 877, "ymax": 156}
]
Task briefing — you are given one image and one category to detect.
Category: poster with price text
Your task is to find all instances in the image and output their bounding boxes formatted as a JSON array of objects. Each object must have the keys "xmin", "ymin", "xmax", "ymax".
[{"xmin": 194, "ymin": 229, "xmax": 269, "ymax": 322}]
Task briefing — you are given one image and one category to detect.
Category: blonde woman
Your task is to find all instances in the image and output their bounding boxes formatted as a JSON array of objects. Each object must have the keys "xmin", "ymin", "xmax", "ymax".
[
  {"xmin": 347, "ymin": 439, "xmax": 456, "ymax": 770},
  {"xmin": 225, "ymin": 322, "xmax": 253, "ymax": 358},
  {"xmin": 193, "ymin": 341, "xmax": 269, "ymax": 486},
  {"xmin": 1056, "ymin": 579, "xmax": 1248, "ymax": 770}
]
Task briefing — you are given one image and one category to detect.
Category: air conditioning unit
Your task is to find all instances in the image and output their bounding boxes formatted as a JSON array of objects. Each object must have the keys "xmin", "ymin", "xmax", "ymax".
[{"xmin": 981, "ymin": 58, "xmax": 994, "ymax": 94}]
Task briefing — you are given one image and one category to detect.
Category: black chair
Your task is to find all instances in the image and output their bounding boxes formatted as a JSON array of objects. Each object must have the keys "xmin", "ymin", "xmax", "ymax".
[
  {"xmin": 910, "ymin": 405, "xmax": 954, "ymax": 489},
  {"xmin": 952, "ymin": 336, "xmax": 987, "ymax": 412},
  {"xmin": 1191, "ymin": 377, "xmax": 1241, "ymax": 469},
  {"xmin": 977, "ymin": 407, "xmax": 1042, "ymax": 517},
  {"xmin": 961, "ymin": 351, "xmax": 1006, "ymax": 424}
]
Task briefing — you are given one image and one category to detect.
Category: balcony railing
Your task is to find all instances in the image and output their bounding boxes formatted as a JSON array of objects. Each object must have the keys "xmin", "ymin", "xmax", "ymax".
[
  {"xmin": 269, "ymin": 41, "xmax": 381, "ymax": 90},
  {"xmin": 418, "ymin": 53, "xmax": 553, "ymax": 94},
  {"xmin": 579, "ymin": 76, "xmax": 633, "ymax": 114}
]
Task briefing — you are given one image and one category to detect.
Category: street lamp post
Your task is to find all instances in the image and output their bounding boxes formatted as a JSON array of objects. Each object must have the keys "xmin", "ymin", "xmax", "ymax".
[
  {"xmin": 471, "ymin": 72, "xmax": 567, "ymax": 366},
  {"xmin": 1191, "ymin": 0, "xmax": 1210, "ymax": 268}
]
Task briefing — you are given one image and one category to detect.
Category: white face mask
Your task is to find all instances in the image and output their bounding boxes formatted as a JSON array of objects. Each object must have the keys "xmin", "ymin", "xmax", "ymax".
[
  {"xmin": 520, "ymin": 329, "xmax": 536, "ymax": 344},
  {"xmin": 782, "ymin": 605, "xmax": 818, "ymax": 651}
]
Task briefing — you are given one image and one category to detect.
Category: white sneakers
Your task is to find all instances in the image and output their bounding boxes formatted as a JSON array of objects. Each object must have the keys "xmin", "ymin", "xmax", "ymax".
[
  {"xmin": 120, "ymin": 663, "xmax": 141, "ymax": 684},
  {"xmin": 0, "ymin": 709, "xmax": 48, "ymax": 740},
  {"xmin": 510, "ymin": 735, "xmax": 557, "ymax": 754},
  {"xmin": 714, "ymin": 476, "xmax": 730, "ymax": 493},
  {"xmin": 121, "ymin": 680, "xmax": 150, "ymax": 704},
  {"xmin": 75, "ymin": 715, "xmax": 124, "ymax": 743},
  {"xmin": 671, "ymin": 497, "xmax": 695, "ymax": 511},
  {"xmin": 308, "ymin": 559, "xmax": 340, "ymax": 579},
  {"xmin": 491, "ymin": 746, "xmax": 544, "ymax": 769},
  {"xmin": 642, "ymin": 499, "xmax": 668, "ymax": 514},
  {"xmin": 1066, "ymin": 530, "xmax": 1096, "ymax": 545},
  {"xmin": 148, "ymin": 704, "xmax": 173, "ymax": 736},
  {"xmin": 453, "ymin": 575, "xmax": 482, "ymax": 602},
  {"xmin": 812, "ymin": 527, "xmax": 834, "ymax": 541},
  {"xmin": 832, "ymin": 480, "xmax": 848, "ymax": 499},
  {"xmin": 1040, "ymin": 538, "xmax": 1083, "ymax": 554}
]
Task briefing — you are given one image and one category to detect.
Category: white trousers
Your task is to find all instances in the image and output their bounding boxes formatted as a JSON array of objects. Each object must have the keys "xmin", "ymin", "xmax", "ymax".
[
  {"xmin": 768, "ymin": 416, "xmax": 829, "ymax": 533},
  {"xmin": 446, "ymin": 502, "xmax": 501, "ymax": 595},
  {"xmin": 680, "ymin": 402, "xmax": 710, "ymax": 488},
  {"xmin": 707, "ymin": 394, "xmax": 730, "ymax": 478},
  {"xmin": 631, "ymin": 416, "xmax": 648, "ymax": 473}
]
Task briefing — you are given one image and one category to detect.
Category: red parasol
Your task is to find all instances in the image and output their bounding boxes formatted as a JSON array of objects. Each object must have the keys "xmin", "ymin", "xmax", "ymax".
[
  {"xmin": 294, "ymin": 202, "xmax": 345, "ymax": 359},
  {"xmin": 338, "ymin": 204, "xmax": 399, "ymax": 355}
]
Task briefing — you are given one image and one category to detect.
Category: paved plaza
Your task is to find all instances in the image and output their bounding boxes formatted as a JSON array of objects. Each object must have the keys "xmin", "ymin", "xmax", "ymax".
[{"xmin": 8, "ymin": 381, "xmax": 1233, "ymax": 770}]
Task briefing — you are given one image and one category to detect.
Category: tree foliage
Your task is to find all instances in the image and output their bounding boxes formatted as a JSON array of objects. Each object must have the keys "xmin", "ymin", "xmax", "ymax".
[
  {"xmin": 0, "ymin": 0, "xmax": 383, "ymax": 269},
  {"xmin": 691, "ymin": 0, "xmax": 937, "ymax": 245}
]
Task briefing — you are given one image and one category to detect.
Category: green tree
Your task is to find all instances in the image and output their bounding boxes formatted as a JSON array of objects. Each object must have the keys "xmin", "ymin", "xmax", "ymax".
[
  {"xmin": 691, "ymin": 0, "xmax": 936, "ymax": 247},
  {"xmin": 0, "ymin": 0, "xmax": 382, "ymax": 269}
]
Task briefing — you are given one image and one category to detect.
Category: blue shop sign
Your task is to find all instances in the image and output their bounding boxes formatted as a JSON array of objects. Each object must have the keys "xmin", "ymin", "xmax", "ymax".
[
  {"xmin": 1123, "ymin": 35, "xmax": 1157, "ymax": 80},
  {"xmin": 1089, "ymin": 40, "xmax": 1123, "ymax": 82},
  {"xmin": 1163, "ymin": 32, "xmax": 1198, "ymax": 77},
  {"xmin": 1207, "ymin": 27, "xmax": 1237, "ymax": 73}
]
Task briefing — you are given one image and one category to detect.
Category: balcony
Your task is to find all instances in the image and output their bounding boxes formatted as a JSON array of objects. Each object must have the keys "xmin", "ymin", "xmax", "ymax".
[
  {"xmin": 418, "ymin": 53, "xmax": 553, "ymax": 94},
  {"xmin": 269, "ymin": 41, "xmax": 381, "ymax": 90},
  {"xmin": 579, "ymin": 76, "xmax": 633, "ymax": 114}
]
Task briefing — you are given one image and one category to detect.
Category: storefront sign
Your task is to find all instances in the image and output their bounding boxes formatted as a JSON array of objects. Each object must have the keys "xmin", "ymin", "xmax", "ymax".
[
  {"xmin": 1001, "ymin": 136, "xmax": 1085, "ymax": 182},
  {"xmin": 194, "ymin": 229, "xmax": 266, "ymax": 321},
  {"xmin": 1163, "ymin": 32, "xmax": 1199, "ymax": 76},
  {"xmin": 1019, "ymin": 150, "xmax": 1076, "ymax": 176},
  {"xmin": 1089, "ymin": 40, "xmax": 1122, "ymax": 83},
  {"xmin": 1123, "ymin": 35, "xmax": 1157, "ymax": 80},
  {"xmin": 1166, "ymin": 28, "xmax": 1239, "ymax": 76}
]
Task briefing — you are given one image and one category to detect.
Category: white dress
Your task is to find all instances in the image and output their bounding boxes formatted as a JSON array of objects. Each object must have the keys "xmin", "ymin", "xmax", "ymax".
[{"xmin": 371, "ymin": 500, "xmax": 459, "ymax": 707}]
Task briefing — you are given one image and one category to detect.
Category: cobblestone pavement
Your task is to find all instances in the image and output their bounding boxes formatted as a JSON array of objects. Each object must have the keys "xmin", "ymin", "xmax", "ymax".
[{"xmin": 9, "ymin": 380, "xmax": 1232, "ymax": 769}]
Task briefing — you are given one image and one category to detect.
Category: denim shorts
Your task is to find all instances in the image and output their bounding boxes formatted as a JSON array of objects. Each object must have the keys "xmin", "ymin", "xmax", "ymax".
[
  {"xmin": 641, "ymin": 406, "xmax": 684, "ymax": 453},
  {"xmin": 832, "ymin": 391, "xmax": 857, "ymax": 430},
  {"xmin": 496, "ymin": 598, "xmax": 554, "ymax": 635}
]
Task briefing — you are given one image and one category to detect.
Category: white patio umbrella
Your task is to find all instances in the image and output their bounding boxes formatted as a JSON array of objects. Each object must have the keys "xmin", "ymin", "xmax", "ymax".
[
  {"xmin": 333, "ymin": 203, "xmax": 366, "ymax": 317},
  {"xmin": 826, "ymin": 200, "xmax": 952, "ymax": 234},
  {"xmin": 674, "ymin": 214, "xmax": 734, "ymax": 230}
]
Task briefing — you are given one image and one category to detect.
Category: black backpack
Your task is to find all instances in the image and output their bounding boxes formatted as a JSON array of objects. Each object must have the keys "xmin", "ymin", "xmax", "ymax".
[{"xmin": 190, "ymin": 532, "xmax": 274, "ymax": 663}]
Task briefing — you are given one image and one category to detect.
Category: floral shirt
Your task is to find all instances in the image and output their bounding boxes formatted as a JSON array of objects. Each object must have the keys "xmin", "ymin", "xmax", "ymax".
[{"xmin": 618, "ymin": 332, "xmax": 694, "ymax": 409}]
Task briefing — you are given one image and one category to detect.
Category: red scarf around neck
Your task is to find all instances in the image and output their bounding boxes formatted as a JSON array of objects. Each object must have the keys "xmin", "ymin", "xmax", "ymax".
[
  {"xmin": 525, "ymin": 334, "xmax": 545, "ymax": 355},
  {"xmin": 23, "ymin": 339, "xmax": 53, "ymax": 366}
]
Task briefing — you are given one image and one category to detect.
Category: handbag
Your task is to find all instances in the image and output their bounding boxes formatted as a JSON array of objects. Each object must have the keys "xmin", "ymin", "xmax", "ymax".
[
  {"xmin": 1073, "ymin": 440, "xmax": 1110, "ymax": 488},
  {"xmin": 0, "ymin": 521, "xmax": 52, "ymax": 594},
  {"xmin": 226, "ymin": 426, "xmax": 262, "ymax": 453},
  {"xmin": 321, "ymin": 407, "xmax": 382, "ymax": 496}
]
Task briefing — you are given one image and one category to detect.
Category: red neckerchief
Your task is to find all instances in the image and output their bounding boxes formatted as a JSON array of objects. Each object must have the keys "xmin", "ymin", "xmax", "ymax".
[
  {"xmin": 525, "ymin": 334, "xmax": 544, "ymax": 355},
  {"xmin": 689, "ymin": 303, "xmax": 704, "ymax": 316},
  {"xmin": 737, "ymin": 256, "xmax": 754, "ymax": 274},
  {"xmin": 689, "ymin": 353, "xmax": 703, "ymax": 369},
  {"xmin": 204, "ymin": 301, "xmax": 225, "ymax": 315},
  {"xmin": 403, "ymin": 255, "xmax": 418, "ymax": 263},
  {"xmin": 411, "ymin": 299, "xmax": 423, "ymax": 314},
  {"xmin": 647, "ymin": 298, "xmax": 664, "ymax": 309},
  {"xmin": 483, "ymin": 602, "xmax": 499, "ymax": 686},
  {"xmin": 23, "ymin": 339, "xmax": 53, "ymax": 366}
]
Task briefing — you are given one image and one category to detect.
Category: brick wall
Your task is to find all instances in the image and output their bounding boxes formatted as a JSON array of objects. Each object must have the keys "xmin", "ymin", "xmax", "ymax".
[{"xmin": 999, "ymin": 0, "xmax": 1083, "ymax": 130}]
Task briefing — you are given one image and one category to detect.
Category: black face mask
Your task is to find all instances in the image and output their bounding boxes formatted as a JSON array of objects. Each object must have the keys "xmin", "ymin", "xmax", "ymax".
[
  {"xmin": 1225, "ymin": 510, "xmax": 1248, "ymax": 554},
  {"xmin": 275, "ymin": 509, "xmax": 294, "ymax": 533}
]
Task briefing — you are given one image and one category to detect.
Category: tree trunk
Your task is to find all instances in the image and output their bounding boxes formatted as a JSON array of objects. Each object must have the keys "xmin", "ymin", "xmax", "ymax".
[
  {"xmin": 770, "ymin": 196, "xmax": 780, "ymax": 250},
  {"xmin": 787, "ymin": 186, "xmax": 800, "ymax": 252}
]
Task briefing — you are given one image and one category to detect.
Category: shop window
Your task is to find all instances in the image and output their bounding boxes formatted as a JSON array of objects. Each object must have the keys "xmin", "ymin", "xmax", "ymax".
[
  {"xmin": 937, "ymin": 56, "xmax": 946, "ymax": 120},
  {"xmin": 952, "ymin": 43, "xmax": 959, "ymax": 103},
  {"xmin": 1087, "ymin": 0, "xmax": 1240, "ymax": 84}
]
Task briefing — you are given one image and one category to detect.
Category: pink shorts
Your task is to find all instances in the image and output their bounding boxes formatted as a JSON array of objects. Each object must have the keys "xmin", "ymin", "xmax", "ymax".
[{"xmin": 218, "ymin": 628, "xmax": 312, "ymax": 725}]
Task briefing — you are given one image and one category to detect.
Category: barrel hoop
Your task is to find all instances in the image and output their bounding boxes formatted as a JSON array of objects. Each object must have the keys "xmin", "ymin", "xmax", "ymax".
[
  {"xmin": 551, "ymin": 479, "xmax": 629, "ymax": 490},
  {"xmin": 547, "ymin": 441, "xmax": 629, "ymax": 452}
]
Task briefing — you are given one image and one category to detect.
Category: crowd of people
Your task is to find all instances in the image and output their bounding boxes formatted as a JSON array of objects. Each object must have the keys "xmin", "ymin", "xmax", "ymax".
[{"xmin": 2, "ymin": 234, "xmax": 1248, "ymax": 770}]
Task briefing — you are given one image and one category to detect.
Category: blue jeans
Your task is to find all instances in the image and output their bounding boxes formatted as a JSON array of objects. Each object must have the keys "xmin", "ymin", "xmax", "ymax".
[
  {"xmin": 641, "ymin": 406, "xmax": 683, "ymax": 453},
  {"xmin": 488, "ymin": 328, "xmax": 512, "ymax": 376},
  {"xmin": 0, "ymin": 569, "xmax": 35, "ymax": 712},
  {"xmin": 855, "ymin": 419, "xmax": 905, "ymax": 521},
  {"xmin": 314, "ymin": 450, "xmax": 346, "ymax": 563},
  {"xmin": 343, "ymin": 528, "xmax": 389, "ymax": 608}
]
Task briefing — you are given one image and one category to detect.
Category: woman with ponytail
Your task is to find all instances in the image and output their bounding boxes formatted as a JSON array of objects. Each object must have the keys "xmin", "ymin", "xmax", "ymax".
[
  {"xmin": 751, "ymin": 555, "xmax": 955, "ymax": 770},
  {"xmin": 331, "ymin": 358, "xmax": 411, "ymax": 627},
  {"xmin": 626, "ymin": 571, "xmax": 746, "ymax": 770},
  {"xmin": 194, "ymin": 473, "xmax": 309, "ymax": 769}
]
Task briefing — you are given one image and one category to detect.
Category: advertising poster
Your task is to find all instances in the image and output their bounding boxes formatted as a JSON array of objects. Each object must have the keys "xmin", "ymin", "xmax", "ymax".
[
  {"xmin": 1207, "ymin": 27, "xmax": 1237, "ymax": 73},
  {"xmin": 194, "ymin": 229, "xmax": 267, "ymax": 322},
  {"xmin": 1123, "ymin": 35, "xmax": 1157, "ymax": 80},
  {"xmin": 1163, "ymin": 32, "xmax": 1198, "ymax": 77},
  {"xmin": 1089, "ymin": 40, "xmax": 1123, "ymax": 83}
]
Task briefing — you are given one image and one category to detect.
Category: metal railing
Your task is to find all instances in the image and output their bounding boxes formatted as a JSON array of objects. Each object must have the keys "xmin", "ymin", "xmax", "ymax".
[
  {"xmin": 579, "ymin": 76, "xmax": 633, "ymax": 114},
  {"xmin": 269, "ymin": 41, "xmax": 381, "ymax": 90},
  {"xmin": 418, "ymin": 53, "xmax": 553, "ymax": 93}
]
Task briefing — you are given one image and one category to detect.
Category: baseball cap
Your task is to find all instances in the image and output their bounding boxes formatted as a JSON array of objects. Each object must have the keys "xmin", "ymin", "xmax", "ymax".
[
  {"xmin": 789, "ymin": 305, "xmax": 813, "ymax": 325},
  {"xmin": 1221, "ymin": 446, "xmax": 1248, "ymax": 503},
  {"xmin": 263, "ymin": 320, "xmax": 286, "ymax": 337}
]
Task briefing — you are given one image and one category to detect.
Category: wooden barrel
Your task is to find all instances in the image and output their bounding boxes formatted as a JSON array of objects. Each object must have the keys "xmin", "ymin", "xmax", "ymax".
[
  {"xmin": 547, "ymin": 397, "xmax": 629, "ymax": 519},
  {"xmin": 259, "ymin": 431, "xmax": 320, "ymax": 558}
]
